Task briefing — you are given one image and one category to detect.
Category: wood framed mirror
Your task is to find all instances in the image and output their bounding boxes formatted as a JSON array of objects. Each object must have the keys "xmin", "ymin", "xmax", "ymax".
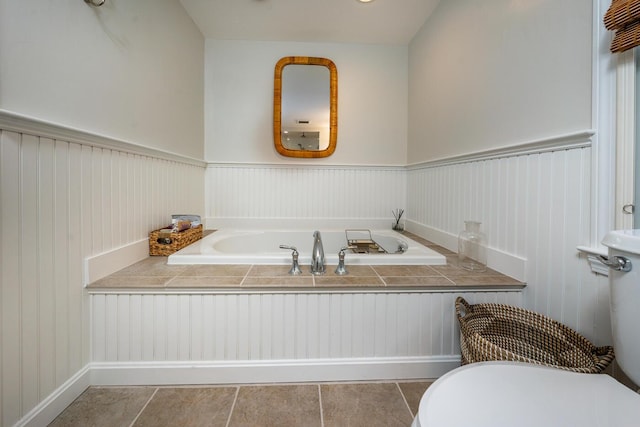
[{"xmin": 273, "ymin": 56, "xmax": 337, "ymax": 158}]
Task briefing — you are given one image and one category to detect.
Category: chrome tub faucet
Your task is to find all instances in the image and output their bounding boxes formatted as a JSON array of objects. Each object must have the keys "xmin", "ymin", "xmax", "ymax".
[
  {"xmin": 310, "ymin": 230, "xmax": 326, "ymax": 275},
  {"xmin": 280, "ymin": 245, "xmax": 302, "ymax": 275}
]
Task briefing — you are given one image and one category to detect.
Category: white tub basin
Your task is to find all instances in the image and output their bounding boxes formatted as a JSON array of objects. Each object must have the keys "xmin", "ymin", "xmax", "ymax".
[{"xmin": 167, "ymin": 229, "xmax": 446, "ymax": 265}]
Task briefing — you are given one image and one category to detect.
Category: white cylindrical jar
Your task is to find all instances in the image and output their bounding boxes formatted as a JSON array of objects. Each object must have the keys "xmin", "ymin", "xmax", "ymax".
[{"xmin": 457, "ymin": 221, "xmax": 487, "ymax": 272}]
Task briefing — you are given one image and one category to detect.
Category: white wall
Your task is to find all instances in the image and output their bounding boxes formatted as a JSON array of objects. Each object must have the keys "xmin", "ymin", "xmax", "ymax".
[
  {"xmin": 205, "ymin": 164, "xmax": 406, "ymax": 229},
  {"xmin": 408, "ymin": 0, "xmax": 593, "ymax": 162},
  {"xmin": 404, "ymin": 0, "xmax": 613, "ymax": 346},
  {"xmin": 0, "ymin": 1, "xmax": 206, "ymax": 425},
  {"xmin": 205, "ymin": 40, "xmax": 408, "ymax": 165},
  {"xmin": 0, "ymin": 0, "xmax": 205, "ymax": 159}
]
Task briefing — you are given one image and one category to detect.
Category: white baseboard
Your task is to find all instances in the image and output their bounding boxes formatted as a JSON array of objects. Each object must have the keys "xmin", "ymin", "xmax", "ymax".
[
  {"xmin": 406, "ymin": 220, "xmax": 526, "ymax": 282},
  {"xmin": 84, "ymin": 238, "xmax": 150, "ymax": 285},
  {"xmin": 16, "ymin": 365, "xmax": 91, "ymax": 427},
  {"xmin": 90, "ymin": 356, "xmax": 460, "ymax": 385}
]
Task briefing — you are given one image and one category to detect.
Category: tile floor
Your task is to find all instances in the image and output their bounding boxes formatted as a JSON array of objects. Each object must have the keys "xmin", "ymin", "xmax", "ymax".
[{"xmin": 50, "ymin": 380, "xmax": 433, "ymax": 427}]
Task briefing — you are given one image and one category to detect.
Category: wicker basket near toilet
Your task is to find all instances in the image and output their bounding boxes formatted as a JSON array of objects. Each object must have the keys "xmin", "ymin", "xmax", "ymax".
[{"xmin": 455, "ymin": 297, "xmax": 614, "ymax": 374}]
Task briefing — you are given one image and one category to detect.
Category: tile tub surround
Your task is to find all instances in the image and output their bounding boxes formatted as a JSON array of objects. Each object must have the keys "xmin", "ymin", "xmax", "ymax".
[
  {"xmin": 88, "ymin": 233, "xmax": 524, "ymax": 291},
  {"xmin": 50, "ymin": 380, "xmax": 433, "ymax": 427}
]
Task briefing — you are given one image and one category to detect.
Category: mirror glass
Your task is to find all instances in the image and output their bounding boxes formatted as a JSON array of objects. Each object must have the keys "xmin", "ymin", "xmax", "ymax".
[{"xmin": 274, "ymin": 57, "xmax": 337, "ymax": 158}]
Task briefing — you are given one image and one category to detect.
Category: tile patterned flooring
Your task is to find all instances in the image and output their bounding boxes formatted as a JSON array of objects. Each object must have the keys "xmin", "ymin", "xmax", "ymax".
[{"xmin": 50, "ymin": 380, "xmax": 433, "ymax": 427}]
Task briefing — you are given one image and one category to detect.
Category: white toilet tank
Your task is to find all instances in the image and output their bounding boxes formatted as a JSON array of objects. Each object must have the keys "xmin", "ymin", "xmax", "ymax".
[{"xmin": 602, "ymin": 230, "xmax": 640, "ymax": 386}]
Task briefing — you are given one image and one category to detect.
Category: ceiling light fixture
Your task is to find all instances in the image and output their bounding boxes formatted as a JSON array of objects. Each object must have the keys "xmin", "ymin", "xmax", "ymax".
[{"xmin": 358, "ymin": 0, "xmax": 375, "ymax": 3}]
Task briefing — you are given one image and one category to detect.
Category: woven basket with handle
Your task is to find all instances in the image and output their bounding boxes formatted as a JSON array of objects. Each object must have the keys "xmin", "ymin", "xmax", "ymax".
[{"xmin": 455, "ymin": 297, "xmax": 614, "ymax": 374}]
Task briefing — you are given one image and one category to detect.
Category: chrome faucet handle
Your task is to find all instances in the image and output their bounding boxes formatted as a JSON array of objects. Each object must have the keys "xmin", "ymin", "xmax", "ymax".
[
  {"xmin": 335, "ymin": 246, "xmax": 349, "ymax": 275},
  {"xmin": 280, "ymin": 245, "xmax": 302, "ymax": 275}
]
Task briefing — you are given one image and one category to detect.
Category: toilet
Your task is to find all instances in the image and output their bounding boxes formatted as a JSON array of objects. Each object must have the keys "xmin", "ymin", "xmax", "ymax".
[{"xmin": 412, "ymin": 230, "xmax": 640, "ymax": 427}]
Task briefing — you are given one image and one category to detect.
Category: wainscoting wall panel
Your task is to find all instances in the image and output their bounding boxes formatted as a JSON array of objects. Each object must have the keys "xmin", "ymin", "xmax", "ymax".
[
  {"xmin": 204, "ymin": 143, "xmax": 611, "ymax": 348},
  {"xmin": 407, "ymin": 145, "xmax": 612, "ymax": 346},
  {"xmin": 89, "ymin": 290, "xmax": 523, "ymax": 366},
  {"xmin": 205, "ymin": 164, "xmax": 407, "ymax": 227},
  {"xmin": 0, "ymin": 119, "xmax": 205, "ymax": 426}
]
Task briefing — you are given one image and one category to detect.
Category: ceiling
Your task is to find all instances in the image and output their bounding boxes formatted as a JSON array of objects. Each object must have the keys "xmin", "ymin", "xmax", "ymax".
[{"xmin": 179, "ymin": 0, "xmax": 441, "ymax": 45}]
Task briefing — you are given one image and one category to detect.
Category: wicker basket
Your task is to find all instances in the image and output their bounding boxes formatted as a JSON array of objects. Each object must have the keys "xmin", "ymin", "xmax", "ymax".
[
  {"xmin": 149, "ymin": 225, "xmax": 203, "ymax": 256},
  {"xmin": 455, "ymin": 297, "xmax": 614, "ymax": 374}
]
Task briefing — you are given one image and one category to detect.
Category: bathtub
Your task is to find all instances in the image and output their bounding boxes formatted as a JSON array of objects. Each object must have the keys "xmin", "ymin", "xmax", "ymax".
[{"xmin": 167, "ymin": 229, "xmax": 447, "ymax": 265}]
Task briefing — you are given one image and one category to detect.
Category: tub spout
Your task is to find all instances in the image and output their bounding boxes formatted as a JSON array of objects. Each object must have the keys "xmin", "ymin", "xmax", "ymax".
[{"xmin": 310, "ymin": 230, "xmax": 326, "ymax": 275}]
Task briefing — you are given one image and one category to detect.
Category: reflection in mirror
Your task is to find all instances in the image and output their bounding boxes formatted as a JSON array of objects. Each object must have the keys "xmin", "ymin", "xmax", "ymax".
[
  {"xmin": 274, "ymin": 57, "xmax": 337, "ymax": 158},
  {"xmin": 282, "ymin": 131, "xmax": 320, "ymax": 151},
  {"xmin": 283, "ymin": 65, "xmax": 328, "ymax": 150}
]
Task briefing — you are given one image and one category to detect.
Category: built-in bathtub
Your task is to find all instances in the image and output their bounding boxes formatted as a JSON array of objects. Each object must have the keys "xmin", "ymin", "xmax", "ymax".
[
  {"xmin": 89, "ymin": 229, "xmax": 524, "ymax": 389},
  {"xmin": 167, "ymin": 229, "xmax": 447, "ymax": 265}
]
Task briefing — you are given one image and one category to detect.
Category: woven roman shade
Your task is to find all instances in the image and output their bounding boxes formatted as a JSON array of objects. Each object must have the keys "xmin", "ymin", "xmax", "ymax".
[{"xmin": 605, "ymin": 0, "xmax": 640, "ymax": 52}]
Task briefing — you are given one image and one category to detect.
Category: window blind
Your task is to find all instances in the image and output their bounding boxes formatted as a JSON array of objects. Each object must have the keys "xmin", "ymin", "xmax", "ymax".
[{"xmin": 605, "ymin": 0, "xmax": 640, "ymax": 52}]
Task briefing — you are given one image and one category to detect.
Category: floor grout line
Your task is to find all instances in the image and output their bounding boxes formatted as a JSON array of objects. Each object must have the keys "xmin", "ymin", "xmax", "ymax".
[
  {"xmin": 318, "ymin": 384, "xmax": 325, "ymax": 427},
  {"xmin": 128, "ymin": 387, "xmax": 159, "ymax": 427},
  {"xmin": 395, "ymin": 382, "xmax": 416, "ymax": 419},
  {"xmin": 224, "ymin": 386, "xmax": 240, "ymax": 427}
]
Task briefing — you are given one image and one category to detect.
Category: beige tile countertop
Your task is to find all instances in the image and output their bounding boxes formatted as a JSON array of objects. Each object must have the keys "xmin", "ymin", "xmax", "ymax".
[{"xmin": 88, "ymin": 232, "xmax": 525, "ymax": 293}]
